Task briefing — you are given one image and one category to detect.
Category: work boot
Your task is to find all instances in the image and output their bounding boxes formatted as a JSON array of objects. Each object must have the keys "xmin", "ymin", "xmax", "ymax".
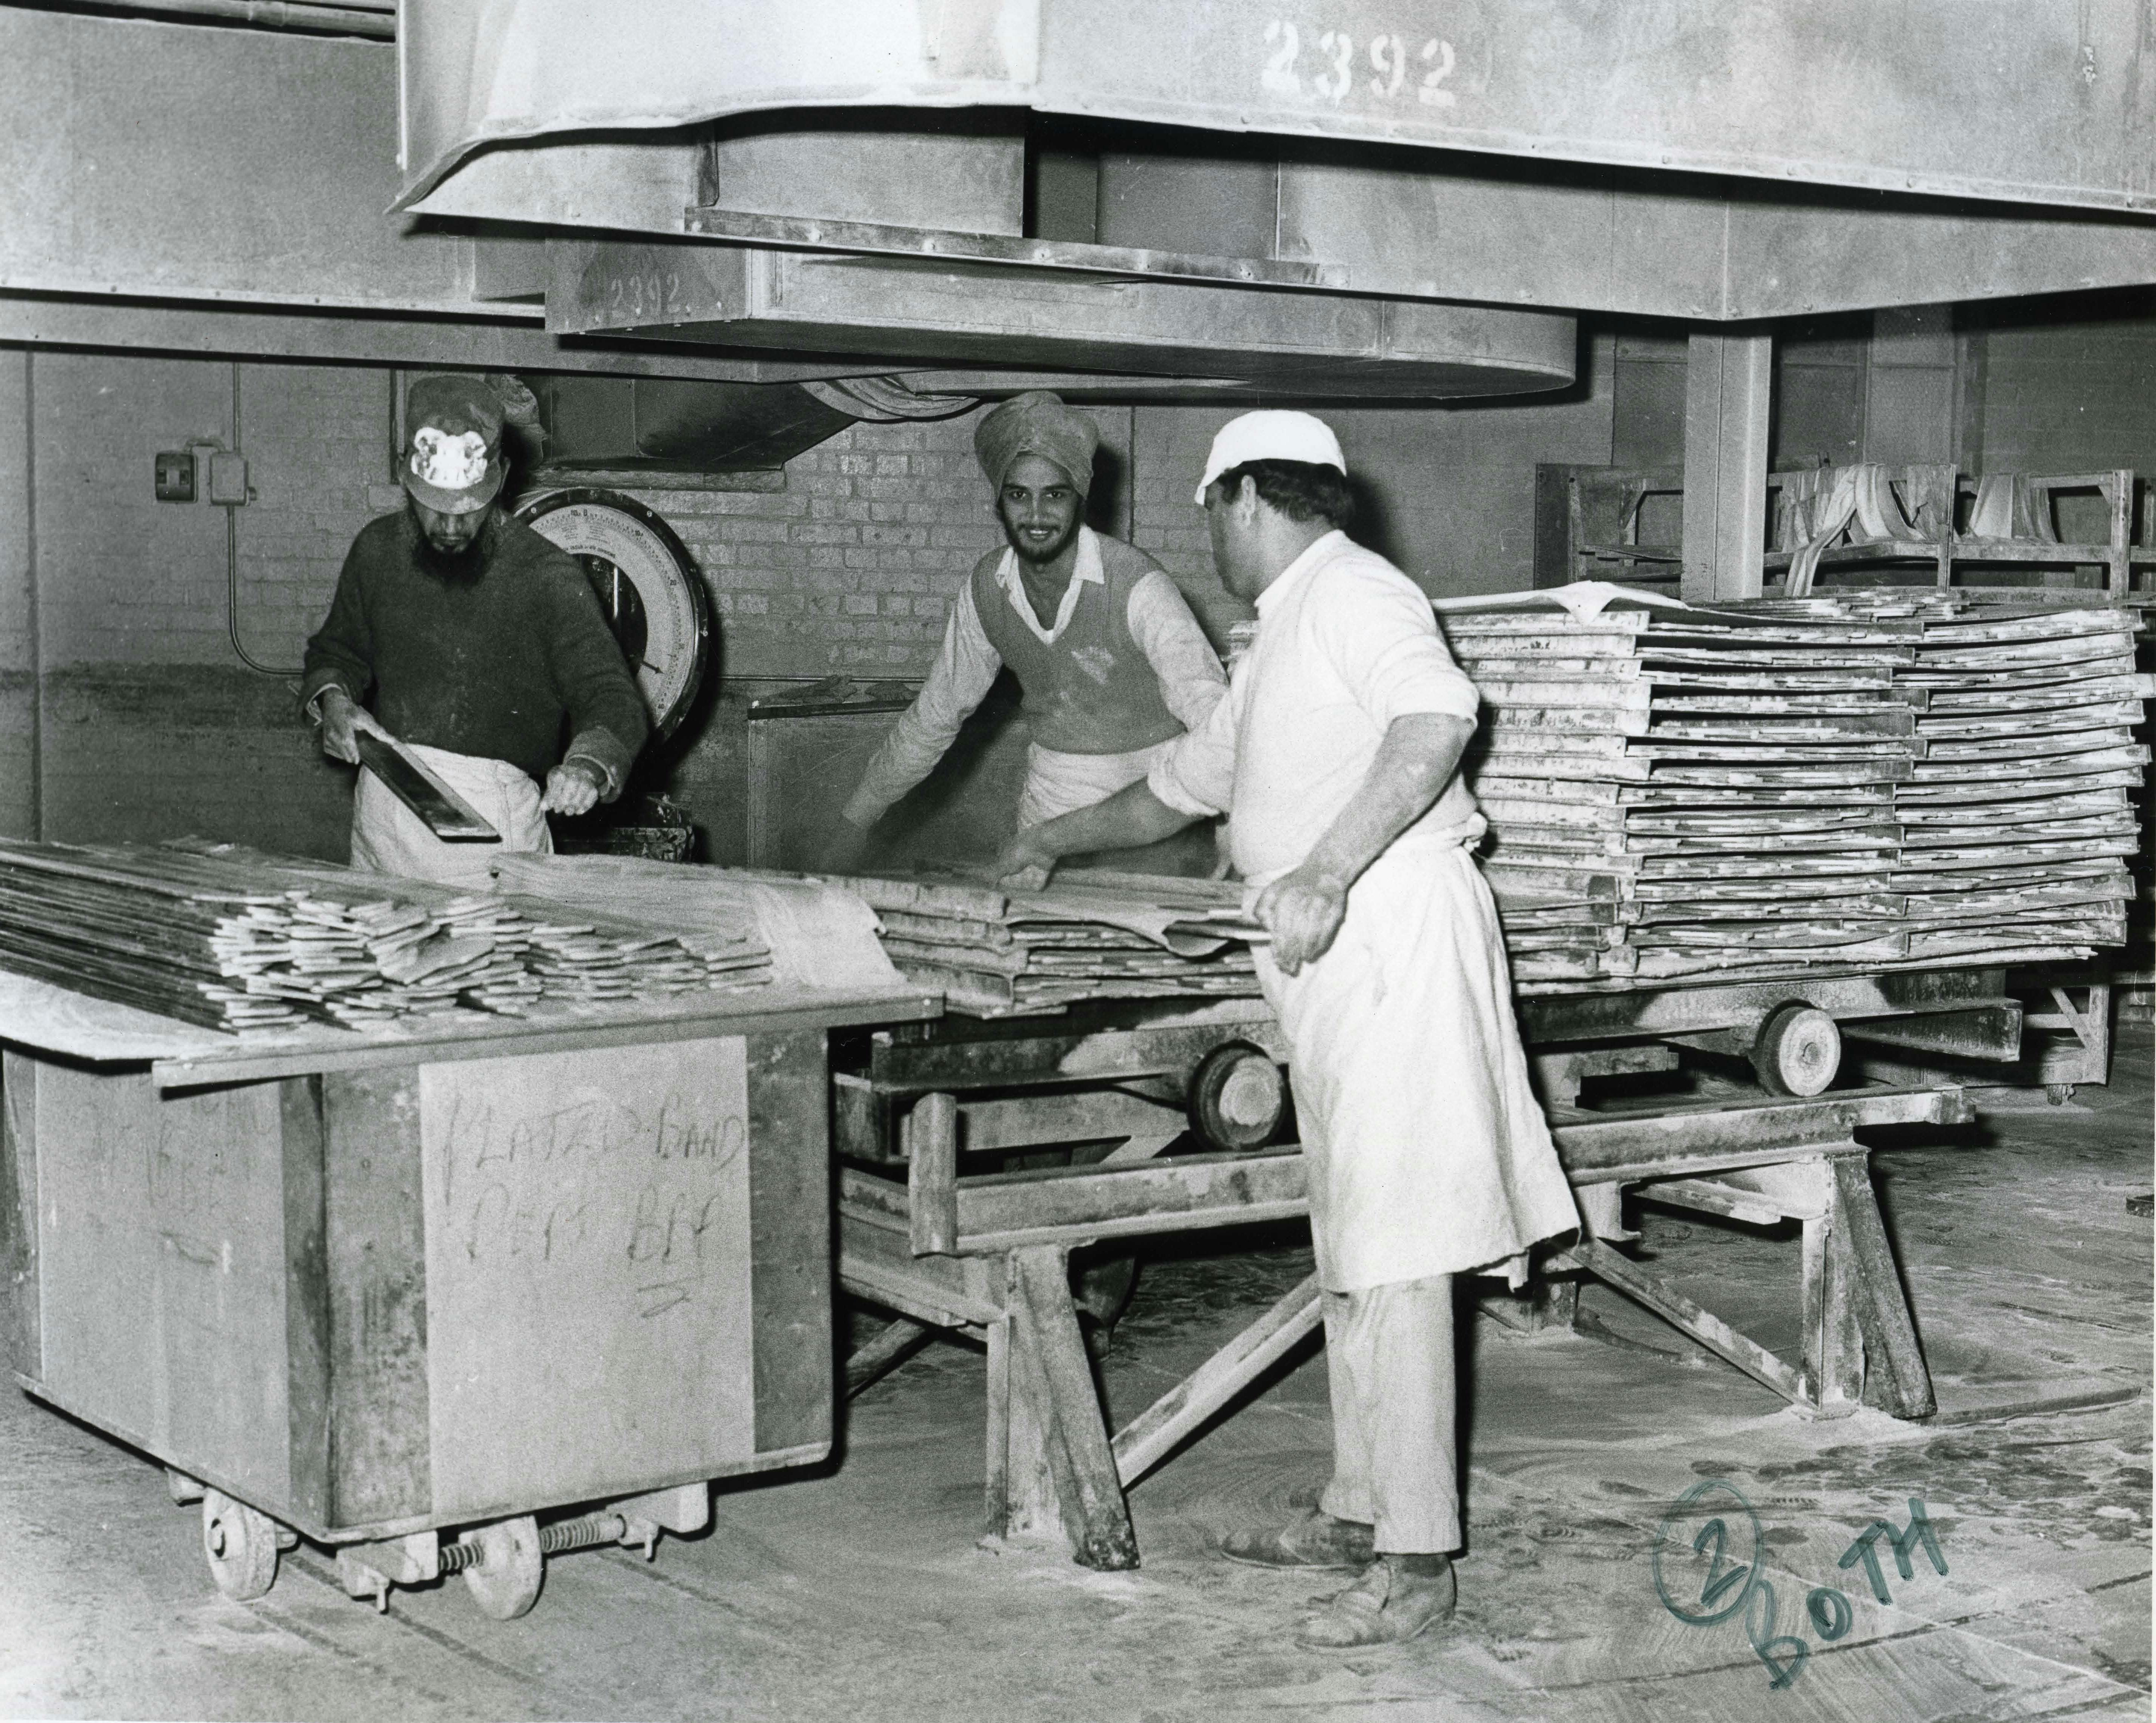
[
  {"xmin": 1219, "ymin": 1509, "xmax": 1374, "ymax": 1570},
  {"xmin": 1295, "ymin": 1556, "xmax": 1456, "ymax": 1649}
]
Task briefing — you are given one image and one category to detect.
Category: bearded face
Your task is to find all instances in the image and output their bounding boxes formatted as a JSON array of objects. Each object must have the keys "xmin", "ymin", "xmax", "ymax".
[
  {"xmin": 408, "ymin": 496, "xmax": 497, "ymax": 582},
  {"xmin": 996, "ymin": 453, "xmax": 1084, "ymax": 566}
]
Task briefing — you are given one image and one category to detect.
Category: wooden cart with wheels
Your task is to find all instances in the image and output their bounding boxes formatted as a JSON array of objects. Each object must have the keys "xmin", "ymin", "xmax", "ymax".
[{"xmin": 0, "ymin": 978, "xmax": 937, "ymax": 1615}]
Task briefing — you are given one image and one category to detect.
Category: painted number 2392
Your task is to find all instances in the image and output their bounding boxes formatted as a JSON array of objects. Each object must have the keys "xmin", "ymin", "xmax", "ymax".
[{"xmin": 1262, "ymin": 19, "xmax": 1456, "ymax": 106}]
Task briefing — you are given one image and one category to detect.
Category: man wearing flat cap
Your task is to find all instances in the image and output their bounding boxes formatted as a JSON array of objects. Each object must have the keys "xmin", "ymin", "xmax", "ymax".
[
  {"xmin": 828, "ymin": 390, "xmax": 1226, "ymax": 868},
  {"xmin": 300, "ymin": 374, "xmax": 649, "ymax": 888},
  {"xmin": 995, "ymin": 410, "xmax": 1577, "ymax": 1650}
]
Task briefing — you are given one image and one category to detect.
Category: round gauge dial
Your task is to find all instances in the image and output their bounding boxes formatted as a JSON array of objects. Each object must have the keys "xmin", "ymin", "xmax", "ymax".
[{"xmin": 517, "ymin": 489, "xmax": 711, "ymax": 743}]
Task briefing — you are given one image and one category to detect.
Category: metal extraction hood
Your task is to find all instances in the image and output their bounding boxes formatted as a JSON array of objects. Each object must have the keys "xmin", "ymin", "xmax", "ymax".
[{"xmin": 396, "ymin": 0, "xmax": 2156, "ymax": 325}]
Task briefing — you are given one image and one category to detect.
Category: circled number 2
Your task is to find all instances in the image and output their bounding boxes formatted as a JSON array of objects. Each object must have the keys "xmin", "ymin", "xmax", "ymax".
[{"xmin": 1261, "ymin": 19, "xmax": 1456, "ymax": 106}]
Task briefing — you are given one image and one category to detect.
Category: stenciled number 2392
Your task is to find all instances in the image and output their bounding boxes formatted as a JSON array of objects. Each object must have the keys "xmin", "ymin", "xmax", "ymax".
[{"xmin": 1262, "ymin": 19, "xmax": 1457, "ymax": 106}]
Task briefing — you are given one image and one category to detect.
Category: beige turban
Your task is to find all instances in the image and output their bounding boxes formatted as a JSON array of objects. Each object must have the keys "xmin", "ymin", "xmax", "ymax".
[{"xmin": 973, "ymin": 391, "xmax": 1098, "ymax": 497}]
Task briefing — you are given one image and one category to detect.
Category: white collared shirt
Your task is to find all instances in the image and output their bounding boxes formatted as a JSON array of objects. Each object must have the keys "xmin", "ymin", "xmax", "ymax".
[
  {"xmin": 993, "ymin": 524, "xmax": 1105, "ymax": 645},
  {"xmin": 1148, "ymin": 530, "xmax": 1483, "ymax": 886}
]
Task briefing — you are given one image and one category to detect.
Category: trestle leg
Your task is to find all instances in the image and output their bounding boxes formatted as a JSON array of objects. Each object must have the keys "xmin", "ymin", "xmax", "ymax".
[{"xmin": 996, "ymin": 1245, "xmax": 1139, "ymax": 1570}]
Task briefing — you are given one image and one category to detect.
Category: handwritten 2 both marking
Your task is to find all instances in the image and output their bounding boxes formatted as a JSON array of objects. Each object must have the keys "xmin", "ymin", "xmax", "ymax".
[{"xmin": 1651, "ymin": 1478, "xmax": 1948, "ymax": 1689}]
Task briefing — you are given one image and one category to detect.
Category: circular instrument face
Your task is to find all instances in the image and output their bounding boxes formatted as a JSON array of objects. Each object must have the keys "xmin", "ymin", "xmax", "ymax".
[{"xmin": 517, "ymin": 488, "xmax": 711, "ymax": 743}]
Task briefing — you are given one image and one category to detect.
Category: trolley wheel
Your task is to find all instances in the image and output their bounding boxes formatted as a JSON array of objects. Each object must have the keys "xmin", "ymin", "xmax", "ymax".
[
  {"xmin": 201, "ymin": 1489, "xmax": 279, "ymax": 1601},
  {"xmin": 165, "ymin": 1467, "xmax": 204, "ymax": 1505},
  {"xmin": 2046, "ymin": 1082, "xmax": 2076, "ymax": 1106},
  {"xmin": 462, "ymin": 1516, "xmax": 544, "ymax": 1620},
  {"xmin": 1750, "ymin": 1004, "xmax": 1841, "ymax": 1098},
  {"xmin": 1189, "ymin": 1043, "xmax": 1287, "ymax": 1151}
]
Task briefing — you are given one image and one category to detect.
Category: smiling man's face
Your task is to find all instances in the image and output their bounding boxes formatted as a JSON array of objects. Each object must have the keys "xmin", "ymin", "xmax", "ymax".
[{"xmin": 997, "ymin": 453, "xmax": 1083, "ymax": 566}]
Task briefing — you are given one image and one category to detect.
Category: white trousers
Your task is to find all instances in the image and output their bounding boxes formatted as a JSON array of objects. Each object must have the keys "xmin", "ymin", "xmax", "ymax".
[
  {"xmin": 349, "ymin": 742, "xmax": 550, "ymax": 890},
  {"xmin": 1317, "ymin": 1274, "xmax": 1461, "ymax": 1556},
  {"xmin": 1014, "ymin": 737, "xmax": 1181, "ymax": 830}
]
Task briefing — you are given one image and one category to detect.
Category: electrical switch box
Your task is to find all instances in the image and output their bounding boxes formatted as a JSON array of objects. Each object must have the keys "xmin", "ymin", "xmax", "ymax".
[
  {"xmin": 207, "ymin": 452, "xmax": 250, "ymax": 505},
  {"xmin": 153, "ymin": 451, "xmax": 195, "ymax": 502}
]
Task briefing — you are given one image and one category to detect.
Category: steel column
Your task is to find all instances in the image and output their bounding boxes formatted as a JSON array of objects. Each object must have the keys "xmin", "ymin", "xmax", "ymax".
[{"xmin": 1681, "ymin": 332, "xmax": 1773, "ymax": 602}]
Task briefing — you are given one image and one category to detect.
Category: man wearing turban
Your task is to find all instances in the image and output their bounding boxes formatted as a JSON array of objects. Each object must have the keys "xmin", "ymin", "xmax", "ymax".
[{"xmin": 828, "ymin": 391, "xmax": 1226, "ymax": 869}]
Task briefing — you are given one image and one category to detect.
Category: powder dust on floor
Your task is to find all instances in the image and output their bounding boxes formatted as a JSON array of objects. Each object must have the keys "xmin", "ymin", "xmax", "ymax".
[{"xmin": 0, "ymin": 1034, "xmax": 2147, "ymax": 1722}]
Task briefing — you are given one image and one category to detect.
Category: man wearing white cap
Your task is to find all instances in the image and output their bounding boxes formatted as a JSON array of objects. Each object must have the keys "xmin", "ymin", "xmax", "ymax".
[
  {"xmin": 301, "ymin": 374, "xmax": 649, "ymax": 887},
  {"xmin": 827, "ymin": 391, "xmax": 1225, "ymax": 871},
  {"xmin": 995, "ymin": 410, "xmax": 1577, "ymax": 1648}
]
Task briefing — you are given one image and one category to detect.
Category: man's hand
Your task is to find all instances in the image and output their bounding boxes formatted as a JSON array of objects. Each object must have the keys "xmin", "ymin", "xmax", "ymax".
[
  {"xmin": 542, "ymin": 759, "xmax": 605, "ymax": 817},
  {"xmin": 992, "ymin": 828, "xmax": 1061, "ymax": 894},
  {"xmin": 1254, "ymin": 865, "xmax": 1349, "ymax": 975},
  {"xmin": 822, "ymin": 816, "xmax": 874, "ymax": 878},
  {"xmin": 315, "ymin": 687, "xmax": 390, "ymax": 765}
]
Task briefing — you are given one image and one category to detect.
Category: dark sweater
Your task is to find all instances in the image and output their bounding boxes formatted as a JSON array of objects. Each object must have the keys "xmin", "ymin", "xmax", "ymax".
[{"xmin": 300, "ymin": 511, "xmax": 649, "ymax": 793}]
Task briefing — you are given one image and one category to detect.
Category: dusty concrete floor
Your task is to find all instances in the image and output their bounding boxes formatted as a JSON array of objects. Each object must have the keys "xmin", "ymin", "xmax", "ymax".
[{"xmin": 1, "ymin": 1034, "xmax": 2148, "ymax": 1722}]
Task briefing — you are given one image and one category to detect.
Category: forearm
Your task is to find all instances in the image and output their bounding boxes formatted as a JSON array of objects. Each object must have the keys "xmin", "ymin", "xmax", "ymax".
[
  {"xmin": 1025, "ymin": 777, "xmax": 1200, "ymax": 864},
  {"xmin": 1295, "ymin": 714, "xmax": 1473, "ymax": 889},
  {"xmin": 844, "ymin": 702, "xmax": 968, "ymax": 827},
  {"xmin": 844, "ymin": 602, "xmax": 998, "ymax": 826}
]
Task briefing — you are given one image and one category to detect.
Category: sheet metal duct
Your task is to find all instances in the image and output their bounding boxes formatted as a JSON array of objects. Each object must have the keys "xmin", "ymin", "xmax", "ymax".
[
  {"xmin": 400, "ymin": 0, "xmax": 2156, "ymax": 217},
  {"xmin": 541, "ymin": 239, "xmax": 1576, "ymax": 399},
  {"xmin": 533, "ymin": 374, "xmax": 974, "ymax": 476}
]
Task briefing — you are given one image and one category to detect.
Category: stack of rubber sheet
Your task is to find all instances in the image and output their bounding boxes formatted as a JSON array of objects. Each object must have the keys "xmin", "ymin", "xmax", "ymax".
[
  {"xmin": 834, "ymin": 869, "xmax": 1265, "ymax": 1016},
  {"xmin": 1438, "ymin": 592, "xmax": 2148, "ymax": 992},
  {"xmin": 0, "ymin": 839, "xmax": 769, "ymax": 1034}
]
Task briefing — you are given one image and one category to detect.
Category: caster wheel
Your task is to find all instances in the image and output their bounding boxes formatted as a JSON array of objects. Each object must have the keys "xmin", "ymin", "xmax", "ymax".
[
  {"xmin": 2046, "ymin": 1083, "xmax": 2076, "ymax": 1106},
  {"xmin": 1189, "ymin": 1043, "xmax": 1287, "ymax": 1151},
  {"xmin": 202, "ymin": 1489, "xmax": 279, "ymax": 1601},
  {"xmin": 166, "ymin": 1467, "xmax": 204, "ymax": 1506},
  {"xmin": 462, "ymin": 1516, "xmax": 544, "ymax": 1620},
  {"xmin": 1751, "ymin": 1004, "xmax": 1841, "ymax": 1098}
]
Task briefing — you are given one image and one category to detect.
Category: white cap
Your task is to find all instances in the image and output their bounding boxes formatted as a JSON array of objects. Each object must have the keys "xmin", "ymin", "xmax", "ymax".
[{"xmin": 1193, "ymin": 410, "xmax": 1347, "ymax": 505}]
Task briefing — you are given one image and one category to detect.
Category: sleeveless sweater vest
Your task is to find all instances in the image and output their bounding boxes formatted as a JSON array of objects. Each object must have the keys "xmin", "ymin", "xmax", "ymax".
[{"xmin": 971, "ymin": 531, "xmax": 1184, "ymax": 755}]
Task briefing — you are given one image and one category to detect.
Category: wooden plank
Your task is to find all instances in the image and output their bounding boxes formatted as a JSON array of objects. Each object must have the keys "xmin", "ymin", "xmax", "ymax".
[
  {"xmin": 1565, "ymin": 1237, "xmax": 1803, "ymax": 1402},
  {"xmin": 321, "ymin": 1067, "xmax": 432, "ymax": 1528},
  {"xmin": 1006, "ymin": 1245, "xmax": 1139, "ymax": 1570},
  {"xmin": 1823, "ymin": 1203, "xmax": 1866, "ymax": 1414},
  {"xmin": 844, "ymin": 1316, "xmax": 934, "ymax": 1399},
  {"xmin": 1553, "ymin": 1089, "xmax": 1963, "ymax": 1177},
  {"xmin": 1112, "ymin": 1273, "xmax": 1323, "ymax": 1488},
  {"xmin": 280, "ymin": 1076, "xmax": 333, "ymax": 1527},
  {"xmin": 1831, "ymin": 1156, "xmax": 1936, "ymax": 1419},
  {"xmin": 908, "ymin": 1092, "xmax": 960, "ymax": 1257},
  {"xmin": 748, "ymin": 1029, "xmax": 836, "ymax": 1456},
  {"xmin": 837, "ymin": 1249, "xmax": 1003, "ymax": 1332},
  {"xmin": 0, "ymin": 1054, "xmax": 36, "ymax": 1380},
  {"xmin": 416, "ymin": 1038, "xmax": 758, "ymax": 1519},
  {"xmin": 34, "ymin": 1063, "xmax": 296, "ymax": 1513},
  {"xmin": 151, "ymin": 985, "xmax": 940, "ymax": 1089},
  {"xmin": 950, "ymin": 1149, "xmax": 1309, "ymax": 1245}
]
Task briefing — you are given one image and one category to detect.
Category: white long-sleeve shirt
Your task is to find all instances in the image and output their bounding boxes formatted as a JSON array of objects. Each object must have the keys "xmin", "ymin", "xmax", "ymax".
[
  {"xmin": 843, "ymin": 529, "xmax": 1227, "ymax": 828},
  {"xmin": 1147, "ymin": 530, "xmax": 1484, "ymax": 889}
]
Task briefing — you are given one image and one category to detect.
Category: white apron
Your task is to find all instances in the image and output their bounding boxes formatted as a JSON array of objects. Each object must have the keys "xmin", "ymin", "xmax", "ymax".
[
  {"xmin": 349, "ymin": 742, "xmax": 551, "ymax": 890},
  {"xmin": 1014, "ymin": 736, "xmax": 1181, "ymax": 830},
  {"xmin": 1257, "ymin": 837, "xmax": 1579, "ymax": 1293}
]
